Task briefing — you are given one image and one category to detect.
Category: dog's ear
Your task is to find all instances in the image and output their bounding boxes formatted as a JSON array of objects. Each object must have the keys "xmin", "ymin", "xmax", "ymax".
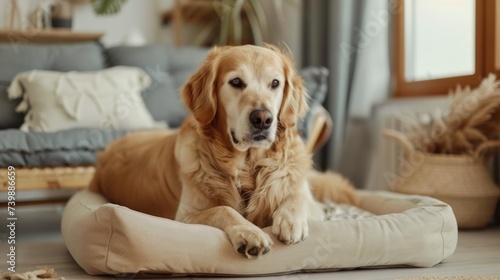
[
  {"xmin": 267, "ymin": 45, "xmax": 308, "ymax": 129},
  {"xmin": 182, "ymin": 46, "xmax": 228, "ymax": 126}
]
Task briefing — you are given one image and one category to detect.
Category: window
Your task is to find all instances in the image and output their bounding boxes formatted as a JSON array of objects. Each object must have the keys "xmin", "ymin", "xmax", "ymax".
[{"xmin": 393, "ymin": 0, "xmax": 500, "ymax": 97}]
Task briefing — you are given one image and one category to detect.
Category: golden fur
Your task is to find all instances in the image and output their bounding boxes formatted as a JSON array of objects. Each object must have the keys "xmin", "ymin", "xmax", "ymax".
[{"xmin": 90, "ymin": 45, "xmax": 357, "ymax": 259}]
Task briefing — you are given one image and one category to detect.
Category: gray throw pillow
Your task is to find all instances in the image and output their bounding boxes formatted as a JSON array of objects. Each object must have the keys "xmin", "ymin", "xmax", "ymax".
[{"xmin": 0, "ymin": 83, "xmax": 23, "ymax": 130}]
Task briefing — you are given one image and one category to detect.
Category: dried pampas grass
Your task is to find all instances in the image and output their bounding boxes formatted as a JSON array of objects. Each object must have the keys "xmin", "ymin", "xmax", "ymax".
[{"xmin": 396, "ymin": 74, "xmax": 500, "ymax": 155}]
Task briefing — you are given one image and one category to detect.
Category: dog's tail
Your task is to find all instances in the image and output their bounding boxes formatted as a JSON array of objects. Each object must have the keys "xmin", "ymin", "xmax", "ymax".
[{"xmin": 307, "ymin": 170, "xmax": 359, "ymax": 205}]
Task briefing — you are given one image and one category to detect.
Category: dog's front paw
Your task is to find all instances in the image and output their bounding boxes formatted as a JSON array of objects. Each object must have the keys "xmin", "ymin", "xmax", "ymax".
[
  {"xmin": 272, "ymin": 208, "xmax": 308, "ymax": 245},
  {"xmin": 226, "ymin": 224, "xmax": 273, "ymax": 259}
]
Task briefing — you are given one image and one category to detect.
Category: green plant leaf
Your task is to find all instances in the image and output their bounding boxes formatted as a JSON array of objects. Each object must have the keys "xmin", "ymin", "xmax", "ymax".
[
  {"xmin": 91, "ymin": 0, "xmax": 127, "ymax": 15},
  {"xmin": 192, "ymin": 22, "xmax": 217, "ymax": 46},
  {"xmin": 216, "ymin": 0, "xmax": 233, "ymax": 45},
  {"xmin": 247, "ymin": 0, "xmax": 271, "ymax": 45},
  {"xmin": 247, "ymin": 0, "xmax": 271, "ymax": 43},
  {"xmin": 192, "ymin": 0, "xmax": 292, "ymax": 46},
  {"xmin": 271, "ymin": 0, "xmax": 285, "ymax": 25},
  {"xmin": 231, "ymin": 0, "xmax": 245, "ymax": 45}
]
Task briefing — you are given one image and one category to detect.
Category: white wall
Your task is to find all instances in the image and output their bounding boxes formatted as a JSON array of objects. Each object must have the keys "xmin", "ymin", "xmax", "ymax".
[{"xmin": 72, "ymin": 1, "xmax": 165, "ymax": 46}]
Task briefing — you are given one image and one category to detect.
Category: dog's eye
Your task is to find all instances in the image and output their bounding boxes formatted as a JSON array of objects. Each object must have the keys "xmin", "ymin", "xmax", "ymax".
[
  {"xmin": 271, "ymin": 79, "xmax": 280, "ymax": 89},
  {"xmin": 229, "ymin": 78, "xmax": 245, "ymax": 89}
]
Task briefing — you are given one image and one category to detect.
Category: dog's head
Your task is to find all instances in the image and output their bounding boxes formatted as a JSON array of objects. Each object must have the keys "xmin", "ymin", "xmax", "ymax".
[{"xmin": 182, "ymin": 44, "xmax": 307, "ymax": 152}]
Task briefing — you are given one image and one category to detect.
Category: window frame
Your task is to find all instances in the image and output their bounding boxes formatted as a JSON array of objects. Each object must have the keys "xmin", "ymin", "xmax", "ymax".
[
  {"xmin": 393, "ymin": 0, "xmax": 486, "ymax": 97},
  {"xmin": 485, "ymin": 0, "xmax": 500, "ymax": 77}
]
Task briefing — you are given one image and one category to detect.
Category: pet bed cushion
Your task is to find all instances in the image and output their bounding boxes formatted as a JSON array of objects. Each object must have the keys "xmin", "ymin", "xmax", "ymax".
[{"xmin": 62, "ymin": 189, "xmax": 457, "ymax": 277}]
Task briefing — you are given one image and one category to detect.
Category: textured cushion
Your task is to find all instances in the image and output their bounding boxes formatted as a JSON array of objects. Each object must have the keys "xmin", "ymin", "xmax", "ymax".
[
  {"xmin": 0, "ymin": 42, "xmax": 106, "ymax": 130},
  {"xmin": 106, "ymin": 46, "xmax": 209, "ymax": 127},
  {"xmin": 0, "ymin": 128, "xmax": 129, "ymax": 167},
  {"xmin": 298, "ymin": 67, "xmax": 329, "ymax": 140},
  {"xmin": 8, "ymin": 66, "xmax": 157, "ymax": 132},
  {"xmin": 62, "ymin": 189, "xmax": 457, "ymax": 277}
]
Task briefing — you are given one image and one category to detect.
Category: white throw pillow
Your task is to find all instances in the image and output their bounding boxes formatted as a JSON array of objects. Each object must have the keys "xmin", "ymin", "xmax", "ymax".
[{"xmin": 8, "ymin": 66, "xmax": 158, "ymax": 132}]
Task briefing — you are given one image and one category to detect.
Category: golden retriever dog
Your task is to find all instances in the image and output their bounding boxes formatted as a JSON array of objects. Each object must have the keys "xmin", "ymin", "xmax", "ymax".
[{"xmin": 90, "ymin": 44, "xmax": 357, "ymax": 259}]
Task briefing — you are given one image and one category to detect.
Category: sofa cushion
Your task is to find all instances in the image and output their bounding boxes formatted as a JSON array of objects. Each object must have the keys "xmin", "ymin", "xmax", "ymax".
[
  {"xmin": 0, "ymin": 42, "xmax": 106, "ymax": 130},
  {"xmin": 0, "ymin": 42, "xmax": 105, "ymax": 82},
  {"xmin": 0, "ymin": 128, "xmax": 129, "ymax": 167},
  {"xmin": 8, "ymin": 66, "xmax": 158, "ymax": 132},
  {"xmin": 298, "ymin": 67, "xmax": 329, "ymax": 140},
  {"xmin": 106, "ymin": 46, "xmax": 209, "ymax": 127}
]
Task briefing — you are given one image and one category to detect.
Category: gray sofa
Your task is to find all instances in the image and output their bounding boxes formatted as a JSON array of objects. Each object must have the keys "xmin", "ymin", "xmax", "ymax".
[
  {"xmin": 0, "ymin": 42, "xmax": 209, "ymax": 167},
  {"xmin": 0, "ymin": 42, "xmax": 329, "ymax": 195}
]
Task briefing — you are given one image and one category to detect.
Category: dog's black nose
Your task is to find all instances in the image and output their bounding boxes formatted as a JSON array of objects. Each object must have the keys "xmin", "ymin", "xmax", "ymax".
[{"xmin": 249, "ymin": 109, "xmax": 273, "ymax": 130}]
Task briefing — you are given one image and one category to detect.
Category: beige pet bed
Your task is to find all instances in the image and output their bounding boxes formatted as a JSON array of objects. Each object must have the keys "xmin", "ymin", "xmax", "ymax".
[{"xmin": 61, "ymin": 189, "xmax": 457, "ymax": 277}]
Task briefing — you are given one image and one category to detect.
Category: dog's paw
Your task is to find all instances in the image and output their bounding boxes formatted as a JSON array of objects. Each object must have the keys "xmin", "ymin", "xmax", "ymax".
[
  {"xmin": 272, "ymin": 207, "xmax": 309, "ymax": 245},
  {"xmin": 226, "ymin": 224, "xmax": 273, "ymax": 259}
]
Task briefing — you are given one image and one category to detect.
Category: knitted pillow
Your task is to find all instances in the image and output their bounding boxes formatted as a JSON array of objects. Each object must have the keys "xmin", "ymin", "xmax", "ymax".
[{"xmin": 7, "ymin": 66, "xmax": 159, "ymax": 132}]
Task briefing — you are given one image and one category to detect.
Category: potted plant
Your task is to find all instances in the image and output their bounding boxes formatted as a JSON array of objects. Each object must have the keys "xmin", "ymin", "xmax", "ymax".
[
  {"xmin": 384, "ymin": 74, "xmax": 500, "ymax": 229},
  {"xmin": 89, "ymin": 0, "xmax": 127, "ymax": 15},
  {"xmin": 163, "ymin": 0, "xmax": 294, "ymax": 46}
]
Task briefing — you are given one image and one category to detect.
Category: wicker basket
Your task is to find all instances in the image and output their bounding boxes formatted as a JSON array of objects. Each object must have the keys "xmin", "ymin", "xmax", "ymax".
[{"xmin": 385, "ymin": 130, "xmax": 500, "ymax": 229}]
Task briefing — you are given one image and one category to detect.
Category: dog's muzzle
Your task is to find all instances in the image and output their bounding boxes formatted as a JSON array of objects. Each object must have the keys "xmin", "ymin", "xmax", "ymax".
[
  {"xmin": 248, "ymin": 109, "xmax": 273, "ymax": 142},
  {"xmin": 249, "ymin": 109, "xmax": 273, "ymax": 130}
]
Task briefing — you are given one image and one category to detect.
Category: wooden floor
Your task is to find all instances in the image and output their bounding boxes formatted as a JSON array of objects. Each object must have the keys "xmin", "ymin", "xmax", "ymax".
[{"xmin": 1, "ymin": 205, "xmax": 499, "ymax": 280}]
